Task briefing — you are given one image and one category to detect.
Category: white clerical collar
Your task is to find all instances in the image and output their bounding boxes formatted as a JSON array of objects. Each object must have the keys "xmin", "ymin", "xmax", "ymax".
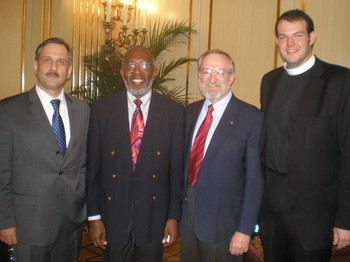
[{"xmin": 284, "ymin": 54, "xmax": 316, "ymax": 76}]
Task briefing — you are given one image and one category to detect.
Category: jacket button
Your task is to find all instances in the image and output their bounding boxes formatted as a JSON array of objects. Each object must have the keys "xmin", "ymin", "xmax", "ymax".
[
  {"xmin": 152, "ymin": 175, "xmax": 156, "ymax": 179},
  {"xmin": 112, "ymin": 173, "xmax": 118, "ymax": 179},
  {"xmin": 111, "ymin": 150, "xmax": 117, "ymax": 157},
  {"xmin": 152, "ymin": 196, "xmax": 156, "ymax": 200},
  {"xmin": 59, "ymin": 171, "xmax": 63, "ymax": 176},
  {"xmin": 107, "ymin": 196, "xmax": 112, "ymax": 201},
  {"xmin": 156, "ymin": 151, "xmax": 161, "ymax": 156}
]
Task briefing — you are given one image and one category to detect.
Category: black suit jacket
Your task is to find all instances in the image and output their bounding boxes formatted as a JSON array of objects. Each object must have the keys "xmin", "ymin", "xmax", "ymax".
[
  {"xmin": 86, "ymin": 90, "xmax": 184, "ymax": 245},
  {"xmin": 260, "ymin": 57, "xmax": 350, "ymax": 249}
]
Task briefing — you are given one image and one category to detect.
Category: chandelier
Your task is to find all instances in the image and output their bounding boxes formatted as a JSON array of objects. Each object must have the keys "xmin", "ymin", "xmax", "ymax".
[{"xmin": 103, "ymin": 0, "xmax": 148, "ymax": 48}]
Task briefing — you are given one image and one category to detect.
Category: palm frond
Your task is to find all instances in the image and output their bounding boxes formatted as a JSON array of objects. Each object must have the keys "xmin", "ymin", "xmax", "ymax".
[
  {"xmin": 72, "ymin": 20, "xmax": 197, "ymax": 106},
  {"xmin": 147, "ymin": 20, "xmax": 196, "ymax": 57}
]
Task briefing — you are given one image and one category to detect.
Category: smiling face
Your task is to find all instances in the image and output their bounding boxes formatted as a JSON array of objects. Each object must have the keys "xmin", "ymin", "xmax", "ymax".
[
  {"xmin": 33, "ymin": 43, "xmax": 72, "ymax": 97},
  {"xmin": 276, "ymin": 19, "xmax": 316, "ymax": 69},
  {"xmin": 198, "ymin": 53, "xmax": 235, "ymax": 104},
  {"xmin": 120, "ymin": 46, "xmax": 158, "ymax": 98}
]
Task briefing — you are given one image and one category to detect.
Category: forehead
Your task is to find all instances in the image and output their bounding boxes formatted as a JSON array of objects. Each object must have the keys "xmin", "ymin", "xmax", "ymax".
[
  {"xmin": 38, "ymin": 43, "xmax": 69, "ymax": 58},
  {"xmin": 124, "ymin": 47, "xmax": 153, "ymax": 62},
  {"xmin": 201, "ymin": 53, "xmax": 230, "ymax": 68},
  {"xmin": 277, "ymin": 19, "xmax": 308, "ymax": 34}
]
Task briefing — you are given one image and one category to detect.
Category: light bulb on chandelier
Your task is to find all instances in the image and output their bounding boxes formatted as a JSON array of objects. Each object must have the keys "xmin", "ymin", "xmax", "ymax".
[{"xmin": 103, "ymin": 0, "xmax": 148, "ymax": 48}]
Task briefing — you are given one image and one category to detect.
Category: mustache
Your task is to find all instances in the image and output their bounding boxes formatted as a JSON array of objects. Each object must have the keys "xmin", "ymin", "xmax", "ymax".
[{"xmin": 45, "ymin": 71, "xmax": 60, "ymax": 77}]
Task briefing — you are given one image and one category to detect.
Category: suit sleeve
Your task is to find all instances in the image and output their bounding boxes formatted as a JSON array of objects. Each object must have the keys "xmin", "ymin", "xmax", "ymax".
[
  {"xmin": 86, "ymin": 103, "xmax": 102, "ymax": 217},
  {"xmin": 167, "ymin": 105, "xmax": 185, "ymax": 220},
  {"xmin": 0, "ymin": 103, "xmax": 16, "ymax": 230},
  {"xmin": 238, "ymin": 111, "xmax": 264, "ymax": 235},
  {"xmin": 335, "ymin": 70, "xmax": 350, "ymax": 229}
]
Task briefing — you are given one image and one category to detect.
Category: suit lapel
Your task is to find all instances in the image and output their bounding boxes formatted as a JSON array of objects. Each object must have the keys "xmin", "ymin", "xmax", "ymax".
[
  {"xmin": 136, "ymin": 92, "xmax": 161, "ymax": 168},
  {"xmin": 28, "ymin": 88, "xmax": 59, "ymax": 151},
  {"xmin": 202, "ymin": 95, "xmax": 239, "ymax": 165},
  {"xmin": 260, "ymin": 68, "xmax": 284, "ymax": 155},
  {"xmin": 110, "ymin": 91, "xmax": 134, "ymax": 171},
  {"xmin": 65, "ymin": 93, "xmax": 80, "ymax": 158}
]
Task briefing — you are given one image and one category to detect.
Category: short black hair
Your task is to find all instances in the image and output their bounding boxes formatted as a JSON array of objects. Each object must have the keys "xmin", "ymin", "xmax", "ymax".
[
  {"xmin": 35, "ymin": 37, "xmax": 72, "ymax": 64},
  {"xmin": 275, "ymin": 9, "xmax": 315, "ymax": 36}
]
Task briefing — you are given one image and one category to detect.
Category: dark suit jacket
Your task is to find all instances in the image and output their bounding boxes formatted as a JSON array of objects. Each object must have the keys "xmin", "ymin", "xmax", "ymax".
[
  {"xmin": 260, "ymin": 57, "xmax": 350, "ymax": 249},
  {"xmin": 86, "ymin": 90, "xmax": 184, "ymax": 246},
  {"xmin": 0, "ymin": 87, "xmax": 89, "ymax": 246},
  {"xmin": 181, "ymin": 94, "xmax": 264, "ymax": 243}
]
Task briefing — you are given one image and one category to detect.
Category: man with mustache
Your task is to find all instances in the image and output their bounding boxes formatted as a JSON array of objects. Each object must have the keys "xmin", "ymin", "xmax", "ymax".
[
  {"xmin": 86, "ymin": 46, "xmax": 184, "ymax": 262},
  {"xmin": 180, "ymin": 49, "xmax": 263, "ymax": 262},
  {"xmin": 0, "ymin": 37, "xmax": 90, "ymax": 261}
]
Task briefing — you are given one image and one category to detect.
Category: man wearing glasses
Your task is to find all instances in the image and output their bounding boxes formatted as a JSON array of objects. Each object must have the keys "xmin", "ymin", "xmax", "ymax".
[
  {"xmin": 86, "ymin": 46, "xmax": 184, "ymax": 262},
  {"xmin": 180, "ymin": 49, "xmax": 264, "ymax": 262}
]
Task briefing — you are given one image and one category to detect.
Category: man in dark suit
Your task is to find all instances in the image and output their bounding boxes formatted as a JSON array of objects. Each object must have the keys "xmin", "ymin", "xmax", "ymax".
[
  {"xmin": 0, "ymin": 37, "xmax": 89, "ymax": 261},
  {"xmin": 86, "ymin": 46, "xmax": 184, "ymax": 262},
  {"xmin": 259, "ymin": 9, "xmax": 350, "ymax": 262},
  {"xmin": 180, "ymin": 49, "xmax": 264, "ymax": 262}
]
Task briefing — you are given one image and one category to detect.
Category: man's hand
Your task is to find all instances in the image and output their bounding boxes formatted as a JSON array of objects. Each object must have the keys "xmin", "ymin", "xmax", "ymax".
[
  {"xmin": 89, "ymin": 220, "xmax": 107, "ymax": 249},
  {"xmin": 229, "ymin": 231, "xmax": 251, "ymax": 256},
  {"xmin": 162, "ymin": 219, "xmax": 179, "ymax": 247},
  {"xmin": 333, "ymin": 227, "xmax": 350, "ymax": 250},
  {"xmin": 0, "ymin": 227, "xmax": 17, "ymax": 245}
]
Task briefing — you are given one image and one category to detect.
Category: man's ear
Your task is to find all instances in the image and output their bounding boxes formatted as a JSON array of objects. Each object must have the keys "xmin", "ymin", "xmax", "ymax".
[
  {"xmin": 309, "ymin": 31, "xmax": 317, "ymax": 46},
  {"xmin": 152, "ymin": 68, "xmax": 159, "ymax": 80},
  {"xmin": 33, "ymin": 60, "xmax": 38, "ymax": 76}
]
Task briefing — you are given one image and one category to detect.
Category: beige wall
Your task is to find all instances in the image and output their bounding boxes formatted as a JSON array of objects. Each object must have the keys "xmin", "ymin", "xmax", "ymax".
[
  {"xmin": 1, "ymin": 0, "xmax": 350, "ymax": 106},
  {"xmin": 0, "ymin": 0, "xmax": 23, "ymax": 98}
]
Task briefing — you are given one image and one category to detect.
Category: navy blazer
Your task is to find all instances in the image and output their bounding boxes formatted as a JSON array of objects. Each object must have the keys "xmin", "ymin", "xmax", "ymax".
[
  {"xmin": 260, "ymin": 57, "xmax": 350, "ymax": 249},
  {"xmin": 181, "ymin": 94, "xmax": 264, "ymax": 243},
  {"xmin": 86, "ymin": 90, "xmax": 184, "ymax": 245}
]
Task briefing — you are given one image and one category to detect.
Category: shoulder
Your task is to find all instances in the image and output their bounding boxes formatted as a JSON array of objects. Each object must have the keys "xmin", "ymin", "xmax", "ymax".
[
  {"xmin": 316, "ymin": 58, "xmax": 350, "ymax": 77},
  {"xmin": 262, "ymin": 66, "xmax": 284, "ymax": 83},
  {"xmin": 91, "ymin": 91, "xmax": 126, "ymax": 111},
  {"xmin": 185, "ymin": 99, "xmax": 204, "ymax": 112},
  {"xmin": 66, "ymin": 93, "xmax": 89, "ymax": 111},
  {"xmin": 233, "ymin": 96, "xmax": 262, "ymax": 118},
  {"xmin": 151, "ymin": 91, "xmax": 184, "ymax": 112},
  {"xmin": 0, "ymin": 91, "xmax": 30, "ymax": 112},
  {"xmin": 151, "ymin": 91, "xmax": 183, "ymax": 107}
]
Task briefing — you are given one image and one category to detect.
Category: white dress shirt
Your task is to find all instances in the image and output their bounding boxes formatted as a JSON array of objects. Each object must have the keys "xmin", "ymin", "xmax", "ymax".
[
  {"xmin": 191, "ymin": 92, "xmax": 232, "ymax": 156},
  {"xmin": 35, "ymin": 86, "xmax": 71, "ymax": 147}
]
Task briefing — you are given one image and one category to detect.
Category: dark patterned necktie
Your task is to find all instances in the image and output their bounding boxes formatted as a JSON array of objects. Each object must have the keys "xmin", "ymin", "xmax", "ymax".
[
  {"xmin": 130, "ymin": 99, "xmax": 144, "ymax": 171},
  {"xmin": 189, "ymin": 104, "xmax": 214, "ymax": 186},
  {"xmin": 50, "ymin": 99, "xmax": 66, "ymax": 156}
]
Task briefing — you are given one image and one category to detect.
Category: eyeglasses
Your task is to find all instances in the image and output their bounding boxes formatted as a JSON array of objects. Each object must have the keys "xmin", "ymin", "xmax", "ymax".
[
  {"xmin": 199, "ymin": 68, "xmax": 231, "ymax": 80},
  {"xmin": 124, "ymin": 61, "xmax": 152, "ymax": 70}
]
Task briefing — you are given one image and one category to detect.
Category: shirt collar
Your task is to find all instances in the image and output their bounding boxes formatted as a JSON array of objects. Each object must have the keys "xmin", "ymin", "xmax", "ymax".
[
  {"xmin": 284, "ymin": 54, "xmax": 316, "ymax": 76},
  {"xmin": 127, "ymin": 89, "xmax": 152, "ymax": 107},
  {"xmin": 204, "ymin": 91, "xmax": 232, "ymax": 115},
  {"xmin": 35, "ymin": 85, "xmax": 66, "ymax": 106}
]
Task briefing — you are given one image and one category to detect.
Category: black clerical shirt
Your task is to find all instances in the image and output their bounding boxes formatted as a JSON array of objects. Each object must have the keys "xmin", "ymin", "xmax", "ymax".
[{"xmin": 265, "ymin": 70, "xmax": 311, "ymax": 174}]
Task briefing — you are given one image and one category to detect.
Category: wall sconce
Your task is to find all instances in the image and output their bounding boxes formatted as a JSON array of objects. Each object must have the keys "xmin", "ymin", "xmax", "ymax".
[{"xmin": 103, "ymin": 0, "xmax": 148, "ymax": 48}]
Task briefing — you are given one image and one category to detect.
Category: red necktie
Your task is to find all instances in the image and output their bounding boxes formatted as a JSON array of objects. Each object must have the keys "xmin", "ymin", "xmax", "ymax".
[
  {"xmin": 189, "ymin": 104, "xmax": 214, "ymax": 186},
  {"xmin": 130, "ymin": 99, "xmax": 144, "ymax": 171}
]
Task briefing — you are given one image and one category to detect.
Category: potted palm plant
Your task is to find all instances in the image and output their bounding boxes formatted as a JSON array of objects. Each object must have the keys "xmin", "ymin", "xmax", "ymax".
[{"xmin": 71, "ymin": 20, "xmax": 197, "ymax": 106}]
